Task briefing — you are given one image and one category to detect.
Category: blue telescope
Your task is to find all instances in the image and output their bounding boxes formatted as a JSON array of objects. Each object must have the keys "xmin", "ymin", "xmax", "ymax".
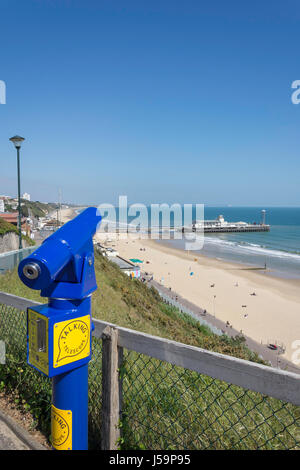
[
  {"xmin": 18, "ymin": 207, "xmax": 102, "ymax": 450},
  {"xmin": 19, "ymin": 207, "xmax": 102, "ymax": 299}
]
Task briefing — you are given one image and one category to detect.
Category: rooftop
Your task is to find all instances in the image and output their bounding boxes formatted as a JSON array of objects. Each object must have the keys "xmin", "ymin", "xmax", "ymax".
[
  {"xmin": 110, "ymin": 255, "xmax": 140, "ymax": 271},
  {"xmin": 0, "ymin": 213, "xmax": 26, "ymax": 225}
]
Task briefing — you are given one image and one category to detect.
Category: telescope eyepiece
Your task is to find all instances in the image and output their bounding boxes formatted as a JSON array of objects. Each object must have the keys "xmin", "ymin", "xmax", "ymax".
[{"xmin": 23, "ymin": 262, "xmax": 41, "ymax": 280}]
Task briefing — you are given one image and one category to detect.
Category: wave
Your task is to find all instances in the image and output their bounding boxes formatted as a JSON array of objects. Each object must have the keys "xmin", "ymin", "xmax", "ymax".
[{"xmin": 200, "ymin": 236, "xmax": 300, "ymax": 261}]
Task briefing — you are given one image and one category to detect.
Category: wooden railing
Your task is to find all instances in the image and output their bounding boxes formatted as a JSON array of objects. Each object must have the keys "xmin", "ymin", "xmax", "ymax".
[{"xmin": 0, "ymin": 291, "xmax": 299, "ymax": 450}]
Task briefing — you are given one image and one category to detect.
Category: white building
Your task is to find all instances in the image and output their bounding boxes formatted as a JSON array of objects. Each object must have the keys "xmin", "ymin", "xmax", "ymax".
[
  {"xmin": 0, "ymin": 200, "xmax": 4, "ymax": 213},
  {"xmin": 22, "ymin": 192, "xmax": 31, "ymax": 201},
  {"xmin": 193, "ymin": 214, "xmax": 248, "ymax": 230}
]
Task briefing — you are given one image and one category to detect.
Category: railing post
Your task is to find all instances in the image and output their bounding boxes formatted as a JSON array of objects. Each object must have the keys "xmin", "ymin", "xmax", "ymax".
[{"xmin": 101, "ymin": 326, "xmax": 123, "ymax": 450}]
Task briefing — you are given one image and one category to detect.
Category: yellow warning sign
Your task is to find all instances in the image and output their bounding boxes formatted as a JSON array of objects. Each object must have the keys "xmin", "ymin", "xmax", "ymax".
[
  {"xmin": 51, "ymin": 405, "xmax": 72, "ymax": 450},
  {"xmin": 28, "ymin": 309, "xmax": 49, "ymax": 376},
  {"xmin": 53, "ymin": 315, "xmax": 90, "ymax": 368}
]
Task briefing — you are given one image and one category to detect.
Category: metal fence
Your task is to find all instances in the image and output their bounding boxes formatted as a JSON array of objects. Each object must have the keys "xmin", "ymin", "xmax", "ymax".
[
  {"xmin": 156, "ymin": 289, "xmax": 224, "ymax": 336},
  {"xmin": 0, "ymin": 291, "xmax": 299, "ymax": 450},
  {"xmin": 0, "ymin": 247, "xmax": 36, "ymax": 275}
]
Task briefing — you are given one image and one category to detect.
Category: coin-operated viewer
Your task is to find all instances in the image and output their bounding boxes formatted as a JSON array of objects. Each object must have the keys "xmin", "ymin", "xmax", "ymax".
[{"xmin": 18, "ymin": 207, "xmax": 102, "ymax": 450}]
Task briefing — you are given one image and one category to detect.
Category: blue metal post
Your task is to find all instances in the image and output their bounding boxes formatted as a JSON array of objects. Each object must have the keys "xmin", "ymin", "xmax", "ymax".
[
  {"xmin": 50, "ymin": 296, "xmax": 91, "ymax": 450},
  {"xmin": 53, "ymin": 364, "xmax": 89, "ymax": 450},
  {"xmin": 18, "ymin": 207, "xmax": 102, "ymax": 451}
]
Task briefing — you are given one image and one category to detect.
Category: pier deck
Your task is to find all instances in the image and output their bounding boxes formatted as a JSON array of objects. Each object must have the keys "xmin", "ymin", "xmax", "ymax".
[
  {"xmin": 102, "ymin": 224, "xmax": 270, "ymax": 234},
  {"xmin": 188, "ymin": 224, "xmax": 270, "ymax": 233}
]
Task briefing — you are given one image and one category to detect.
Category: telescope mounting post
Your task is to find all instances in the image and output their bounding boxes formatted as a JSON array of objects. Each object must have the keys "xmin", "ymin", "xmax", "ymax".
[{"xmin": 18, "ymin": 207, "xmax": 101, "ymax": 450}]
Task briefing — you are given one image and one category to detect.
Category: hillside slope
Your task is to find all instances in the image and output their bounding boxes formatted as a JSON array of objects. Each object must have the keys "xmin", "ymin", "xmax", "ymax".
[
  {"xmin": 4, "ymin": 199, "xmax": 58, "ymax": 218},
  {"xmin": 0, "ymin": 251, "xmax": 263, "ymax": 362}
]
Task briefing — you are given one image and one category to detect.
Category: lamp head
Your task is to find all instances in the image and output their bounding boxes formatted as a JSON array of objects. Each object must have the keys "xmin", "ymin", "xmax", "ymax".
[{"xmin": 9, "ymin": 135, "xmax": 25, "ymax": 149}]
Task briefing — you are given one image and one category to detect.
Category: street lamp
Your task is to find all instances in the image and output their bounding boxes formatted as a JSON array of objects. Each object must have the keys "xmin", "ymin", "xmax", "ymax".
[{"xmin": 9, "ymin": 135, "xmax": 25, "ymax": 250}]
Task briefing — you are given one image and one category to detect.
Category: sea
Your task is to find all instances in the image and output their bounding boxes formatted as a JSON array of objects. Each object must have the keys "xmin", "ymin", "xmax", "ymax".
[
  {"xmin": 159, "ymin": 206, "xmax": 300, "ymax": 280},
  {"xmin": 100, "ymin": 205, "xmax": 300, "ymax": 280}
]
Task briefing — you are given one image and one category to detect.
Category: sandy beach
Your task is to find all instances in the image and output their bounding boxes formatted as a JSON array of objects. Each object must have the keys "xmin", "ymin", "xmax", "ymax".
[
  {"xmin": 94, "ymin": 233, "xmax": 300, "ymax": 364},
  {"xmin": 59, "ymin": 207, "xmax": 80, "ymax": 223}
]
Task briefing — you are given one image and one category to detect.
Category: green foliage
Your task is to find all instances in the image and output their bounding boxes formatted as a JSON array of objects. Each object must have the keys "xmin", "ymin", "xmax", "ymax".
[
  {"xmin": 0, "ymin": 218, "xmax": 35, "ymax": 246},
  {"xmin": 20, "ymin": 200, "xmax": 58, "ymax": 218},
  {"xmin": 0, "ymin": 308, "xmax": 51, "ymax": 438},
  {"xmin": 0, "ymin": 218, "xmax": 19, "ymax": 236},
  {"xmin": 22, "ymin": 234, "xmax": 36, "ymax": 246}
]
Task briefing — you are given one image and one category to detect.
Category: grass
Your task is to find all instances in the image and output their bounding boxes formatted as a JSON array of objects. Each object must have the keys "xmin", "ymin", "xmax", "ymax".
[{"xmin": 0, "ymin": 251, "xmax": 299, "ymax": 449}]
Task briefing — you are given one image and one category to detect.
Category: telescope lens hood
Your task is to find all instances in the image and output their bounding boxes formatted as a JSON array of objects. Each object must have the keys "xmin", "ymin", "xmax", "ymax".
[
  {"xmin": 22, "ymin": 262, "xmax": 41, "ymax": 280},
  {"xmin": 18, "ymin": 238, "xmax": 71, "ymax": 290}
]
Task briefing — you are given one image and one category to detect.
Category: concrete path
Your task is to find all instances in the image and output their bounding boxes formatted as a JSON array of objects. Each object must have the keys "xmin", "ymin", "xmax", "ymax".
[
  {"xmin": 0, "ymin": 417, "xmax": 29, "ymax": 450},
  {"xmin": 0, "ymin": 409, "xmax": 46, "ymax": 451}
]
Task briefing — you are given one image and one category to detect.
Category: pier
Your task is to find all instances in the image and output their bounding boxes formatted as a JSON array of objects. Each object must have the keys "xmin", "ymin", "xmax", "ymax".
[
  {"xmin": 104, "ymin": 224, "xmax": 270, "ymax": 234},
  {"xmin": 183, "ymin": 224, "xmax": 270, "ymax": 233},
  {"xmin": 183, "ymin": 213, "xmax": 270, "ymax": 233}
]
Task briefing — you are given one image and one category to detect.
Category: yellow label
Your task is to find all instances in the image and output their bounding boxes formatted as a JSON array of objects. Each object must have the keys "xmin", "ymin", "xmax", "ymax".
[
  {"xmin": 51, "ymin": 405, "xmax": 72, "ymax": 450},
  {"xmin": 28, "ymin": 309, "xmax": 49, "ymax": 376},
  {"xmin": 53, "ymin": 315, "xmax": 90, "ymax": 368}
]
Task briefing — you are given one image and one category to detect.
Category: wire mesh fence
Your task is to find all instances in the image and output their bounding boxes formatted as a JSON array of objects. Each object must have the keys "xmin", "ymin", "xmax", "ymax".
[
  {"xmin": 0, "ymin": 299, "xmax": 299, "ymax": 450},
  {"xmin": 157, "ymin": 289, "xmax": 223, "ymax": 336},
  {"xmin": 121, "ymin": 349, "xmax": 299, "ymax": 450},
  {"xmin": 0, "ymin": 302, "xmax": 52, "ymax": 435},
  {"xmin": 0, "ymin": 247, "xmax": 36, "ymax": 275},
  {"xmin": 0, "ymin": 301, "xmax": 103, "ymax": 449},
  {"xmin": 88, "ymin": 336, "xmax": 103, "ymax": 449}
]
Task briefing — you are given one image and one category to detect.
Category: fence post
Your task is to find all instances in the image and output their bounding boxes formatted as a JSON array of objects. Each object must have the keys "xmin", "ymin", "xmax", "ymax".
[{"xmin": 101, "ymin": 326, "xmax": 123, "ymax": 450}]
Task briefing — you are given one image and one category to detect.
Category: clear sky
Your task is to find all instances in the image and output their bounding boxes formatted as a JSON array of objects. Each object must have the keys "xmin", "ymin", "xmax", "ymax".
[{"xmin": 0, "ymin": 0, "xmax": 299, "ymax": 206}]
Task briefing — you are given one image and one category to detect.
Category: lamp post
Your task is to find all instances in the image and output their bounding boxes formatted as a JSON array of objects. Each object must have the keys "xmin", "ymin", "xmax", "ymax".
[{"xmin": 9, "ymin": 135, "xmax": 25, "ymax": 250}]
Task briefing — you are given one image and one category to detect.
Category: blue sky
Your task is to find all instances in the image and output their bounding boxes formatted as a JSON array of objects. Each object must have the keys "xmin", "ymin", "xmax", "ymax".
[{"xmin": 0, "ymin": 0, "xmax": 299, "ymax": 206}]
